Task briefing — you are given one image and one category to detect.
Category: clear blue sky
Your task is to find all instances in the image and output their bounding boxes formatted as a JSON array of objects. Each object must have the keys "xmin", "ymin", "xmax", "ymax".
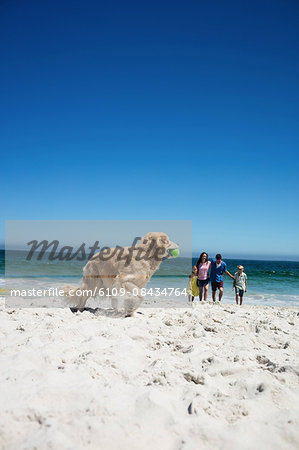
[{"xmin": 1, "ymin": 0, "xmax": 298, "ymax": 259}]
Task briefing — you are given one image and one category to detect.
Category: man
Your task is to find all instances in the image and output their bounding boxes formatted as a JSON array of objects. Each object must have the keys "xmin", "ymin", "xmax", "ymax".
[
  {"xmin": 233, "ymin": 265, "xmax": 247, "ymax": 306},
  {"xmin": 210, "ymin": 253, "xmax": 234, "ymax": 302}
]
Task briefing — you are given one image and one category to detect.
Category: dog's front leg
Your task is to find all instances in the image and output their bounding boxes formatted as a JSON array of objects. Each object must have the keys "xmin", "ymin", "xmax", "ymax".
[
  {"xmin": 111, "ymin": 277, "xmax": 144, "ymax": 316},
  {"xmin": 122, "ymin": 281, "xmax": 144, "ymax": 317},
  {"xmin": 111, "ymin": 297, "xmax": 118, "ymax": 310},
  {"xmin": 124, "ymin": 295, "xmax": 144, "ymax": 317}
]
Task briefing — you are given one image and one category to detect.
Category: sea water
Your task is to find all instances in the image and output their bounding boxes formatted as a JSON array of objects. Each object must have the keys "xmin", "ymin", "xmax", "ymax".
[{"xmin": 1, "ymin": 251, "xmax": 299, "ymax": 307}]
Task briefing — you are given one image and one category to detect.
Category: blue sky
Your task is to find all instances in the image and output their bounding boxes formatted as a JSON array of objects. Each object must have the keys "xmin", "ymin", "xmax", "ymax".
[{"xmin": 1, "ymin": 0, "xmax": 299, "ymax": 259}]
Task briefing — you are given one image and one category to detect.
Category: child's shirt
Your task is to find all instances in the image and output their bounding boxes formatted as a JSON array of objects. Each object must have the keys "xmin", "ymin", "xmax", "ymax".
[{"xmin": 234, "ymin": 272, "xmax": 247, "ymax": 290}]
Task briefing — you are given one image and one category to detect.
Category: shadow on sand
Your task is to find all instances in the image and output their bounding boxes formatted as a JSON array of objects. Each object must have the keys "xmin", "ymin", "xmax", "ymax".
[{"xmin": 70, "ymin": 307, "xmax": 144, "ymax": 318}]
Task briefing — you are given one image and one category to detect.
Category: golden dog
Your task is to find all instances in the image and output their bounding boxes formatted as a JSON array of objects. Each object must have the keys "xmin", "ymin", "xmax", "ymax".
[{"xmin": 64, "ymin": 232, "xmax": 179, "ymax": 316}]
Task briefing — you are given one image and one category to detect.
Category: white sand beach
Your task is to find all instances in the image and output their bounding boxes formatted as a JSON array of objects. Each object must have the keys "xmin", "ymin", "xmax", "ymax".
[{"xmin": 0, "ymin": 300, "xmax": 298, "ymax": 450}]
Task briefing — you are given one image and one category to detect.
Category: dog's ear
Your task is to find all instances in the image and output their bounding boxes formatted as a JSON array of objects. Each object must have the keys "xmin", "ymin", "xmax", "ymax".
[{"xmin": 157, "ymin": 234, "xmax": 170, "ymax": 247}]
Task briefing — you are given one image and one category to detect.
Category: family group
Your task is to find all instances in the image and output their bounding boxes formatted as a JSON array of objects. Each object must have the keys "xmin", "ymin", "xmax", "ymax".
[{"xmin": 187, "ymin": 252, "xmax": 248, "ymax": 305}]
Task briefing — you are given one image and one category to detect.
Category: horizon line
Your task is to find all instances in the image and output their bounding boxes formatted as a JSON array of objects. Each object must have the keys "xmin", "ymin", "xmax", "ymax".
[{"xmin": 0, "ymin": 248, "xmax": 298, "ymax": 263}]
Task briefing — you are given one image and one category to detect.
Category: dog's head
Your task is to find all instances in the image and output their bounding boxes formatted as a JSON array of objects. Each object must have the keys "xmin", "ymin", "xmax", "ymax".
[{"xmin": 138, "ymin": 232, "xmax": 179, "ymax": 261}]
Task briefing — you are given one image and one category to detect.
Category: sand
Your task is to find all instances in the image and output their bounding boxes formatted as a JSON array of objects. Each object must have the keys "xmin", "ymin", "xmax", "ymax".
[{"xmin": 0, "ymin": 300, "xmax": 298, "ymax": 450}]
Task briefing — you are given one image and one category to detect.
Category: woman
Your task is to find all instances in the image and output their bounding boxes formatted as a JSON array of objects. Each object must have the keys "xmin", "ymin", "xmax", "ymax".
[{"xmin": 196, "ymin": 252, "xmax": 211, "ymax": 301}]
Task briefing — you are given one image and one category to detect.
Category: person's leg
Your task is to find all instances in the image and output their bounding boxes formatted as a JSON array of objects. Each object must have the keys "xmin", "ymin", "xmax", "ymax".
[
  {"xmin": 192, "ymin": 296, "xmax": 194, "ymax": 302},
  {"xmin": 239, "ymin": 292, "xmax": 243, "ymax": 306},
  {"xmin": 235, "ymin": 292, "xmax": 239, "ymax": 305},
  {"xmin": 212, "ymin": 284, "xmax": 216, "ymax": 302},
  {"xmin": 188, "ymin": 294, "xmax": 191, "ymax": 302},
  {"xmin": 218, "ymin": 287, "xmax": 223, "ymax": 302},
  {"xmin": 204, "ymin": 283, "xmax": 209, "ymax": 301},
  {"xmin": 199, "ymin": 286, "xmax": 203, "ymax": 301}
]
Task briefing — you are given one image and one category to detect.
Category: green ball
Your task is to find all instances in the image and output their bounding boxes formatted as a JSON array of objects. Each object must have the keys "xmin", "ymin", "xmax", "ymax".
[{"xmin": 170, "ymin": 248, "xmax": 180, "ymax": 258}]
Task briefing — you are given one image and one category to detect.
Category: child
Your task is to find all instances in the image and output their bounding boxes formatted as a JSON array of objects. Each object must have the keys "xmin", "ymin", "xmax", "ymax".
[
  {"xmin": 187, "ymin": 266, "xmax": 199, "ymax": 302},
  {"xmin": 233, "ymin": 265, "xmax": 247, "ymax": 305}
]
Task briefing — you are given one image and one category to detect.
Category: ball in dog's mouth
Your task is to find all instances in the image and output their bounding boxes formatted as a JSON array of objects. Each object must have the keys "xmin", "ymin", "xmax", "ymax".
[{"xmin": 168, "ymin": 248, "xmax": 180, "ymax": 258}]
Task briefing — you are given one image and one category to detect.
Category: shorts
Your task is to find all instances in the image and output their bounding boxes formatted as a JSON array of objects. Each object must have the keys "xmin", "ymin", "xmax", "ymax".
[
  {"xmin": 197, "ymin": 278, "xmax": 209, "ymax": 287},
  {"xmin": 235, "ymin": 287, "xmax": 244, "ymax": 296},
  {"xmin": 211, "ymin": 281, "xmax": 223, "ymax": 291}
]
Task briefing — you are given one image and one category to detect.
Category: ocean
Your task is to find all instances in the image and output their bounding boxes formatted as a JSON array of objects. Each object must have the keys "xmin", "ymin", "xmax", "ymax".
[{"xmin": 1, "ymin": 250, "xmax": 299, "ymax": 307}]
